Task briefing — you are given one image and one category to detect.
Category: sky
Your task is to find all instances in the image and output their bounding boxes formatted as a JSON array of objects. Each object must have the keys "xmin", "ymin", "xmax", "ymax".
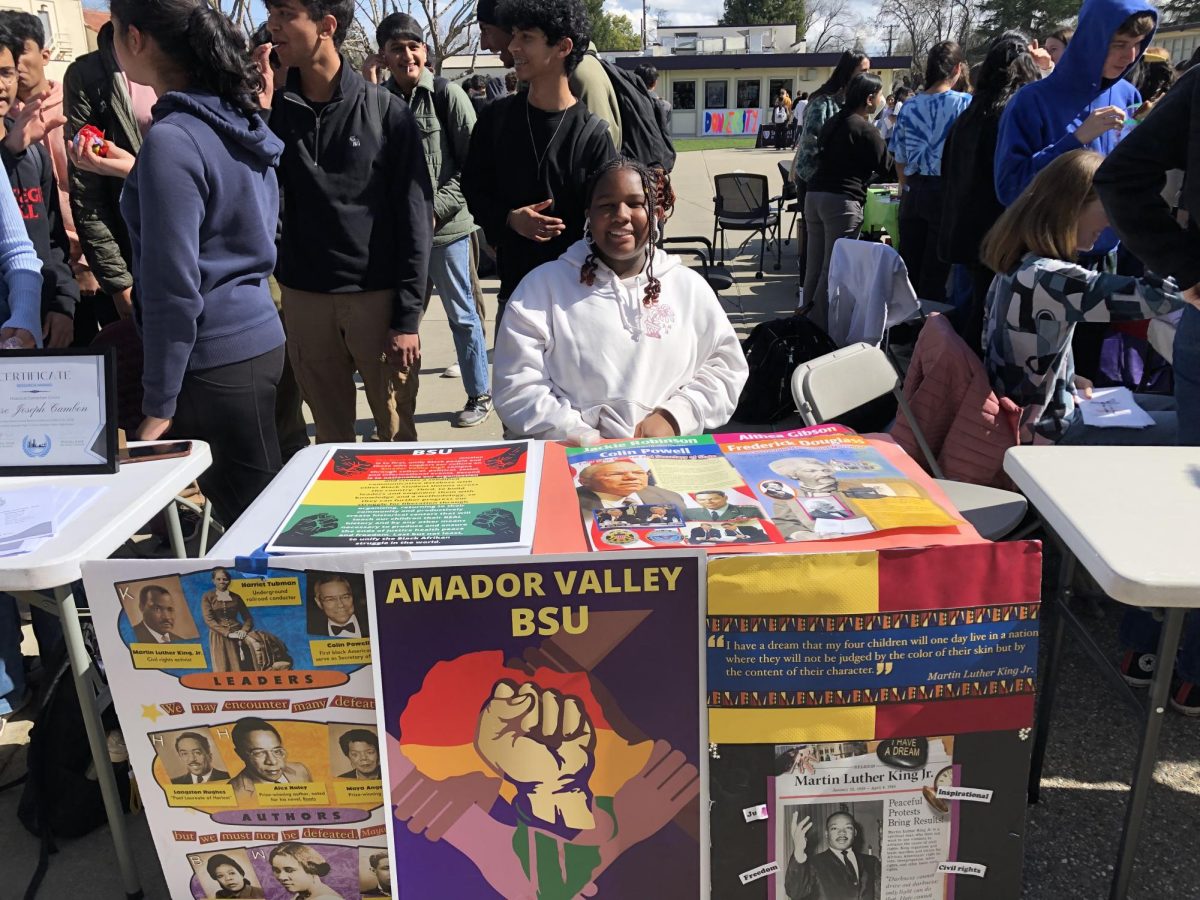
[{"xmin": 606, "ymin": 0, "xmax": 887, "ymax": 52}]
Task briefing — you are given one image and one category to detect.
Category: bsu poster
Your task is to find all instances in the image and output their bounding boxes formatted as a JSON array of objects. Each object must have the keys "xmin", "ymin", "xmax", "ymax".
[
  {"xmin": 706, "ymin": 543, "xmax": 1042, "ymax": 899},
  {"xmin": 83, "ymin": 554, "xmax": 401, "ymax": 900},
  {"xmin": 367, "ymin": 553, "xmax": 707, "ymax": 899}
]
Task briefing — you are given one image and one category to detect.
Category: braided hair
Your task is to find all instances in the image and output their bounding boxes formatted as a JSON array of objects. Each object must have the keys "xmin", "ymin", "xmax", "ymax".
[{"xmin": 580, "ymin": 158, "xmax": 676, "ymax": 307}]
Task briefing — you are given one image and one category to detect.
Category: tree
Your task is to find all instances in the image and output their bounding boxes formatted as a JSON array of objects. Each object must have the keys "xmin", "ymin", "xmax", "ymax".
[
  {"xmin": 975, "ymin": 0, "xmax": 1077, "ymax": 40},
  {"xmin": 720, "ymin": 0, "xmax": 805, "ymax": 32},
  {"xmin": 877, "ymin": 0, "xmax": 979, "ymax": 79},
  {"xmin": 803, "ymin": 0, "xmax": 855, "ymax": 51},
  {"xmin": 585, "ymin": 0, "xmax": 644, "ymax": 51},
  {"xmin": 414, "ymin": 0, "xmax": 479, "ymax": 72}
]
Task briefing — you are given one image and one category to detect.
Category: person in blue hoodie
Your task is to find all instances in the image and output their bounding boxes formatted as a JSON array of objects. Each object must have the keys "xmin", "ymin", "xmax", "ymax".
[
  {"xmin": 994, "ymin": 0, "xmax": 1157, "ymax": 224},
  {"xmin": 92, "ymin": 0, "xmax": 286, "ymax": 524}
]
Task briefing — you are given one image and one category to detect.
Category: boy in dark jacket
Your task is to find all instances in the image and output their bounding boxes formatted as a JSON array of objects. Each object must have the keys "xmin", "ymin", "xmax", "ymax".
[
  {"xmin": 462, "ymin": 0, "xmax": 615, "ymax": 318},
  {"xmin": 260, "ymin": 0, "xmax": 433, "ymax": 444},
  {"xmin": 0, "ymin": 30, "xmax": 78, "ymax": 344}
]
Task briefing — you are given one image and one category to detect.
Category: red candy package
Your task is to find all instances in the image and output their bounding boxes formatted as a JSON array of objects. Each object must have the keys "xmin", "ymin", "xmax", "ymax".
[{"xmin": 75, "ymin": 124, "xmax": 108, "ymax": 157}]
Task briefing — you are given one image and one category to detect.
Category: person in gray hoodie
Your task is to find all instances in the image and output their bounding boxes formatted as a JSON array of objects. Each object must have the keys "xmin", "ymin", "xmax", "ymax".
[{"xmin": 91, "ymin": 0, "xmax": 286, "ymax": 525}]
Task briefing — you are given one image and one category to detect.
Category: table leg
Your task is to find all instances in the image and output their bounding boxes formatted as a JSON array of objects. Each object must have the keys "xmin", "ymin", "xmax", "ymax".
[
  {"xmin": 1109, "ymin": 606, "xmax": 1185, "ymax": 900},
  {"xmin": 165, "ymin": 500, "xmax": 187, "ymax": 560},
  {"xmin": 1028, "ymin": 551, "xmax": 1074, "ymax": 803},
  {"xmin": 52, "ymin": 584, "xmax": 144, "ymax": 899}
]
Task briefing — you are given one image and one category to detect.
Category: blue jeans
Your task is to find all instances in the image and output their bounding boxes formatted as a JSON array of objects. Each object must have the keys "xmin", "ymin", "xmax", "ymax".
[
  {"xmin": 1175, "ymin": 304, "xmax": 1200, "ymax": 447},
  {"xmin": 1058, "ymin": 393, "xmax": 1177, "ymax": 445},
  {"xmin": 0, "ymin": 594, "xmax": 24, "ymax": 715},
  {"xmin": 429, "ymin": 235, "xmax": 489, "ymax": 398}
]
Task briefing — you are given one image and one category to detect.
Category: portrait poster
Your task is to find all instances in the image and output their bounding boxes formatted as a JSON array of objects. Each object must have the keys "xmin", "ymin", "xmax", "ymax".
[
  {"xmin": 563, "ymin": 427, "xmax": 959, "ymax": 553},
  {"xmin": 366, "ymin": 553, "xmax": 708, "ymax": 899},
  {"xmin": 266, "ymin": 441, "xmax": 543, "ymax": 555},
  {"xmin": 82, "ymin": 554, "xmax": 405, "ymax": 900},
  {"xmin": 705, "ymin": 543, "xmax": 1041, "ymax": 899}
]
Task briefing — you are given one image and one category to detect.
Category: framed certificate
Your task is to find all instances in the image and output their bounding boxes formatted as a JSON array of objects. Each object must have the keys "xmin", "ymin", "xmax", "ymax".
[{"xmin": 0, "ymin": 348, "xmax": 118, "ymax": 476}]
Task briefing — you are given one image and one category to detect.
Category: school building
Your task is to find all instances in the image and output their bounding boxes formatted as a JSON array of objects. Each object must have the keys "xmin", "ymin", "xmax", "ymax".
[
  {"xmin": 1153, "ymin": 20, "xmax": 1200, "ymax": 64},
  {"xmin": 612, "ymin": 52, "xmax": 914, "ymax": 138},
  {"xmin": 0, "ymin": 0, "xmax": 89, "ymax": 79}
]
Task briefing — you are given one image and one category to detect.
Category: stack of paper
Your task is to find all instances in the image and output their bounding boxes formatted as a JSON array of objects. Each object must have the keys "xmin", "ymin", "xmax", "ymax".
[
  {"xmin": 1077, "ymin": 387, "xmax": 1157, "ymax": 429},
  {"xmin": 0, "ymin": 485, "xmax": 106, "ymax": 557}
]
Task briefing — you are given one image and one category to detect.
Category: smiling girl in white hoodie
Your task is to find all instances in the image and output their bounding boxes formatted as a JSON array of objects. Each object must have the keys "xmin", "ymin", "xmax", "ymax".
[{"xmin": 493, "ymin": 158, "xmax": 748, "ymax": 444}]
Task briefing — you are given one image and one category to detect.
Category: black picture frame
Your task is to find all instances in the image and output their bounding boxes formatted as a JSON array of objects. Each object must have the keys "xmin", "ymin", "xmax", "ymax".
[{"xmin": 0, "ymin": 347, "xmax": 119, "ymax": 476}]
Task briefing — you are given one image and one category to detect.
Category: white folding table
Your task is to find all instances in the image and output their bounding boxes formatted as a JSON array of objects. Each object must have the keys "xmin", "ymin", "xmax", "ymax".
[
  {"xmin": 0, "ymin": 441, "xmax": 212, "ymax": 899},
  {"xmin": 1005, "ymin": 445, "xmax": 1200, "ymax": 900}
]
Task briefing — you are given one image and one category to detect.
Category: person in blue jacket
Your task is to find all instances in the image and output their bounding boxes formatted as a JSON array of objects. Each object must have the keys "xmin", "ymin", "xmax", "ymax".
[{"xmin": 994, "ymin": 0, "xmax": 1157, "ymax": 243}]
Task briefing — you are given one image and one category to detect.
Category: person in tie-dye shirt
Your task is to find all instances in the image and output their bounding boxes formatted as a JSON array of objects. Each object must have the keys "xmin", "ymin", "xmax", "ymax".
[
  {"xmin": 889, "ymin": 41, "xmax": 971, "ymax": 303},
  {"xmin": 979, "ymin": 149, "xmax": 1196, "ymax": 446}
]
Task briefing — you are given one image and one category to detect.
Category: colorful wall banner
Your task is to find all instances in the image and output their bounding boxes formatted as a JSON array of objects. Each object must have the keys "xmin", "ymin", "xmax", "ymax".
[
  {"xmin": 83, "ymin": 555, "xmax": 399, "ymax": 900},
  {"xmin": 704, "ymin": 108, "xmax": 762, "ymax": 136},
  {"xmin": 367, "ymin": 553, "xmax": 708, "ymax": 899}
]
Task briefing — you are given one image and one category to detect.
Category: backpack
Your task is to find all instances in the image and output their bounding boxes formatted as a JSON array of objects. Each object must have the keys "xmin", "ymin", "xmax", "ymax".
[
  {"xmin": 733, "ymin": 316, "xmax": 838, "ymax": 424},
  {"xmin": 15, "ymin": 624, "xmax": 132, "ymax": 898},
  {"xmin": 588, "ymin": 51, "xmax": 677, "ymax": 172}
]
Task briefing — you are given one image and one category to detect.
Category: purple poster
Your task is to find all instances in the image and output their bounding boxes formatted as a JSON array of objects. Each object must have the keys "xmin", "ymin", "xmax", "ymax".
[{"xmin": 366, "ymin": 552, "xmax": 707, "ymax": 898}]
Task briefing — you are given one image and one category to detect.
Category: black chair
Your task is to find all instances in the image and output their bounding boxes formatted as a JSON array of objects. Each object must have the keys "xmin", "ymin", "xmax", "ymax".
[
  {"xmin": 712, "ymin": 172, "xmax": 782, "ymax": 278},
  {"xmin": 776, "ymin": 160, "xmax": 803, "ymax": 246},
  {"xmin": 661, "ymin": 235, "xmax": 744, "ymax": 322}
]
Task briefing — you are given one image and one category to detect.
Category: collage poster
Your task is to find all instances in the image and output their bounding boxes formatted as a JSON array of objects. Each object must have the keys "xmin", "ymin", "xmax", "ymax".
[
  {"xmin": 366, "ymin": 553, "xmax": 708, "ymax": 899},
  {"xmin": 83, "ymin": 554, "xmax": 401, "ymax": 900},
  {"xmin": 705, "ymin": 544, "xmax": 1042, "ymax": 899},
  {"xmin": 266, "ymin": 441, "xmax": 543, "ymax": 555},
  {"xmin": 563, "ymin": 427, "xmax": 960, "ymax": 552}
]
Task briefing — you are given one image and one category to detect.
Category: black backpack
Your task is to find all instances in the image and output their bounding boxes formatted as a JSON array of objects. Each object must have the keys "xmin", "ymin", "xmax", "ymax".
[
  {"xmin": 588, "ymin": 52, "xmax": 677, "ymax": 172},
  {"xmin": 733, "ymin": 316, "xmax": 838, "ymax": 424}
]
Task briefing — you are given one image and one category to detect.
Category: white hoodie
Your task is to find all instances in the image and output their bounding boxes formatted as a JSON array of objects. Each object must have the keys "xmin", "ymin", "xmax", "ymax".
[{"xmin": 494, "ymin": 240, "xmax": 748, "ymax": 444}]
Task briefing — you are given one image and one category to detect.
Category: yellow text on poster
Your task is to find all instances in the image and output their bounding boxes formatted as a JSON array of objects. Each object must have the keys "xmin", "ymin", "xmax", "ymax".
[
  {"xmin": 131, "ymin": 643, "xmax": 207, "ymax": 669},
  {"xmin": 303, "ymin": 472, "xmax": 523, "ymax": 507},
  {"xmin": 310, "ymin": 638, "xmax": 372, "ymax": 666},
  {"xmin": 166, "ymin": 783, "xmax": 238, "ymax": 808},
  {"xmin": 232, "ymin": 577, "xmax": 302, "ymax": 606},
  {"xmin": 333, "ymin": 780, "xmax": 384, "ymax": 805},
  {"xmin": 255, "ymin": 781, "xmax": 330, "ymax": 807}
]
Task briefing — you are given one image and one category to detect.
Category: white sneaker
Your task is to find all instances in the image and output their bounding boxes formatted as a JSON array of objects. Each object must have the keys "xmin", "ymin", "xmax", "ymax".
[{"xmin": 442, "ymin": 363, "xmax": 461, "ymax": 378}]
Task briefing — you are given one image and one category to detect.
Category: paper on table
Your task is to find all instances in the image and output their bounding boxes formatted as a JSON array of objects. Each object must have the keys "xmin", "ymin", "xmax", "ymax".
[
  {"xmin": 0, "ymin": 484, "xmax": 106, "ymax": 555},
  {"xmin": 1077, "ymin": 387, "xmax": 1156, "ymax": 429}
]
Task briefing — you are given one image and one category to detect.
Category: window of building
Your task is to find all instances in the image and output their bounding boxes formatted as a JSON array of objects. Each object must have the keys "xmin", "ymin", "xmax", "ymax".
[
  {"xmin": 705, "ymin": 80, "xmax": 728, "ymax": 109},
  {"xmin": 672, "ymin": 80, "xmax": 696, "ymax": 111},
  {"xmin": 37, "ymin": 8, "xmax": 54, "ymax": 45},
  {"xmin": 675, "ymin": 32, "xmax": 697, "ymax": 52},
  {"xmin": 736, "ymin": 79, "xmax": 761, "ymax": 109},
  {"xmin": 769, "ymin": 79, "xmax": 794, "ymax": 103}
]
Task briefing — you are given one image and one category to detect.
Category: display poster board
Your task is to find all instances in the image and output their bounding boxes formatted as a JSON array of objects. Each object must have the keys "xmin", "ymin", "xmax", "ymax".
[
  {"xmin": 366, "ymin": 553, "xmax": 708, "ymax": 899},
  {"xmin": 704, "ymin": 108, "xmax": 762, "ymax": 135},
  {"xmin": 565, "ymin": 427, "xmax": 960, "ymax": 553},
  {"xmin": 706, "ymin": 543, "xmax": 1042, "ymax": 899},
  {"xmin": 266, "ymin": 442, "xmax": 542, "ymax": 555},
  {"xmin": 83, "ymin": 554, "xmax": 404, "ymax": 900}
]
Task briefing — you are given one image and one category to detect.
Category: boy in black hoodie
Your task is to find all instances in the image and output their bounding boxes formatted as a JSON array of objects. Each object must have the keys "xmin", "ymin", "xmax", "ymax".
[
  {"xmin": 462, "ymin": 0, "xmax": 615, "ymax": 319},
  {"xmin": 0, "ymin": 28, "xmax": 77, "ymax": 346},
  {"xmin": 258, "ymin": 0, "xmax": 433, "ymax": 444}
]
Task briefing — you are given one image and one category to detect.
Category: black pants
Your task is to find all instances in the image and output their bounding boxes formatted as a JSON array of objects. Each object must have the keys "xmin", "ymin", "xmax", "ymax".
[
  {"xmin": 898, "ymin": 175, "xmax": 950, "ymax": 303},
  {"xmin": 72, "ymin": 292, "xmax": 120, "ymax": 347},
  {"xmin": 172, "ymin": 345, "xmax": 285, "ymax": 527},
  {"xmin": 959, "ymin": 260, "xmax": 995, "ymax": 358},
  {"xmin": 773, "ymin": 124, "xmax": 789, "ymax": 150}
]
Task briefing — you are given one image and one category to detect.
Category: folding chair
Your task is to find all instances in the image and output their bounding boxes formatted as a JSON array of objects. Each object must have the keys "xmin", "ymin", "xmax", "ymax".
[
  {"xmin": 712, "ymin": 172, "xmax": 783, "ymax": 278},
  {"xmin": 791, "ymin": 343, "xmax": 1028, "ymax": 541}
]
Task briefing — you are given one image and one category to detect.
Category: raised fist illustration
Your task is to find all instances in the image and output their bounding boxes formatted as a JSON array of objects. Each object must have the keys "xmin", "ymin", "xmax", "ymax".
[
  {"xmin": 485, "ymin": 446, "xmax": 526, "ymax": 471},
  {"xmin": 472, "ymin": 507, "xmax": 520, "ymax": 539},
  {"xmin": 282, "ymin": 513, "xmax": 338, "ymax": 538},
  {"xmin": 332, "ymin": 452, "xmax": 372, "ymax": 476},
  {"xmin": 474, "ymin": 679, "xmax": 596, "ymax": 830}
]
